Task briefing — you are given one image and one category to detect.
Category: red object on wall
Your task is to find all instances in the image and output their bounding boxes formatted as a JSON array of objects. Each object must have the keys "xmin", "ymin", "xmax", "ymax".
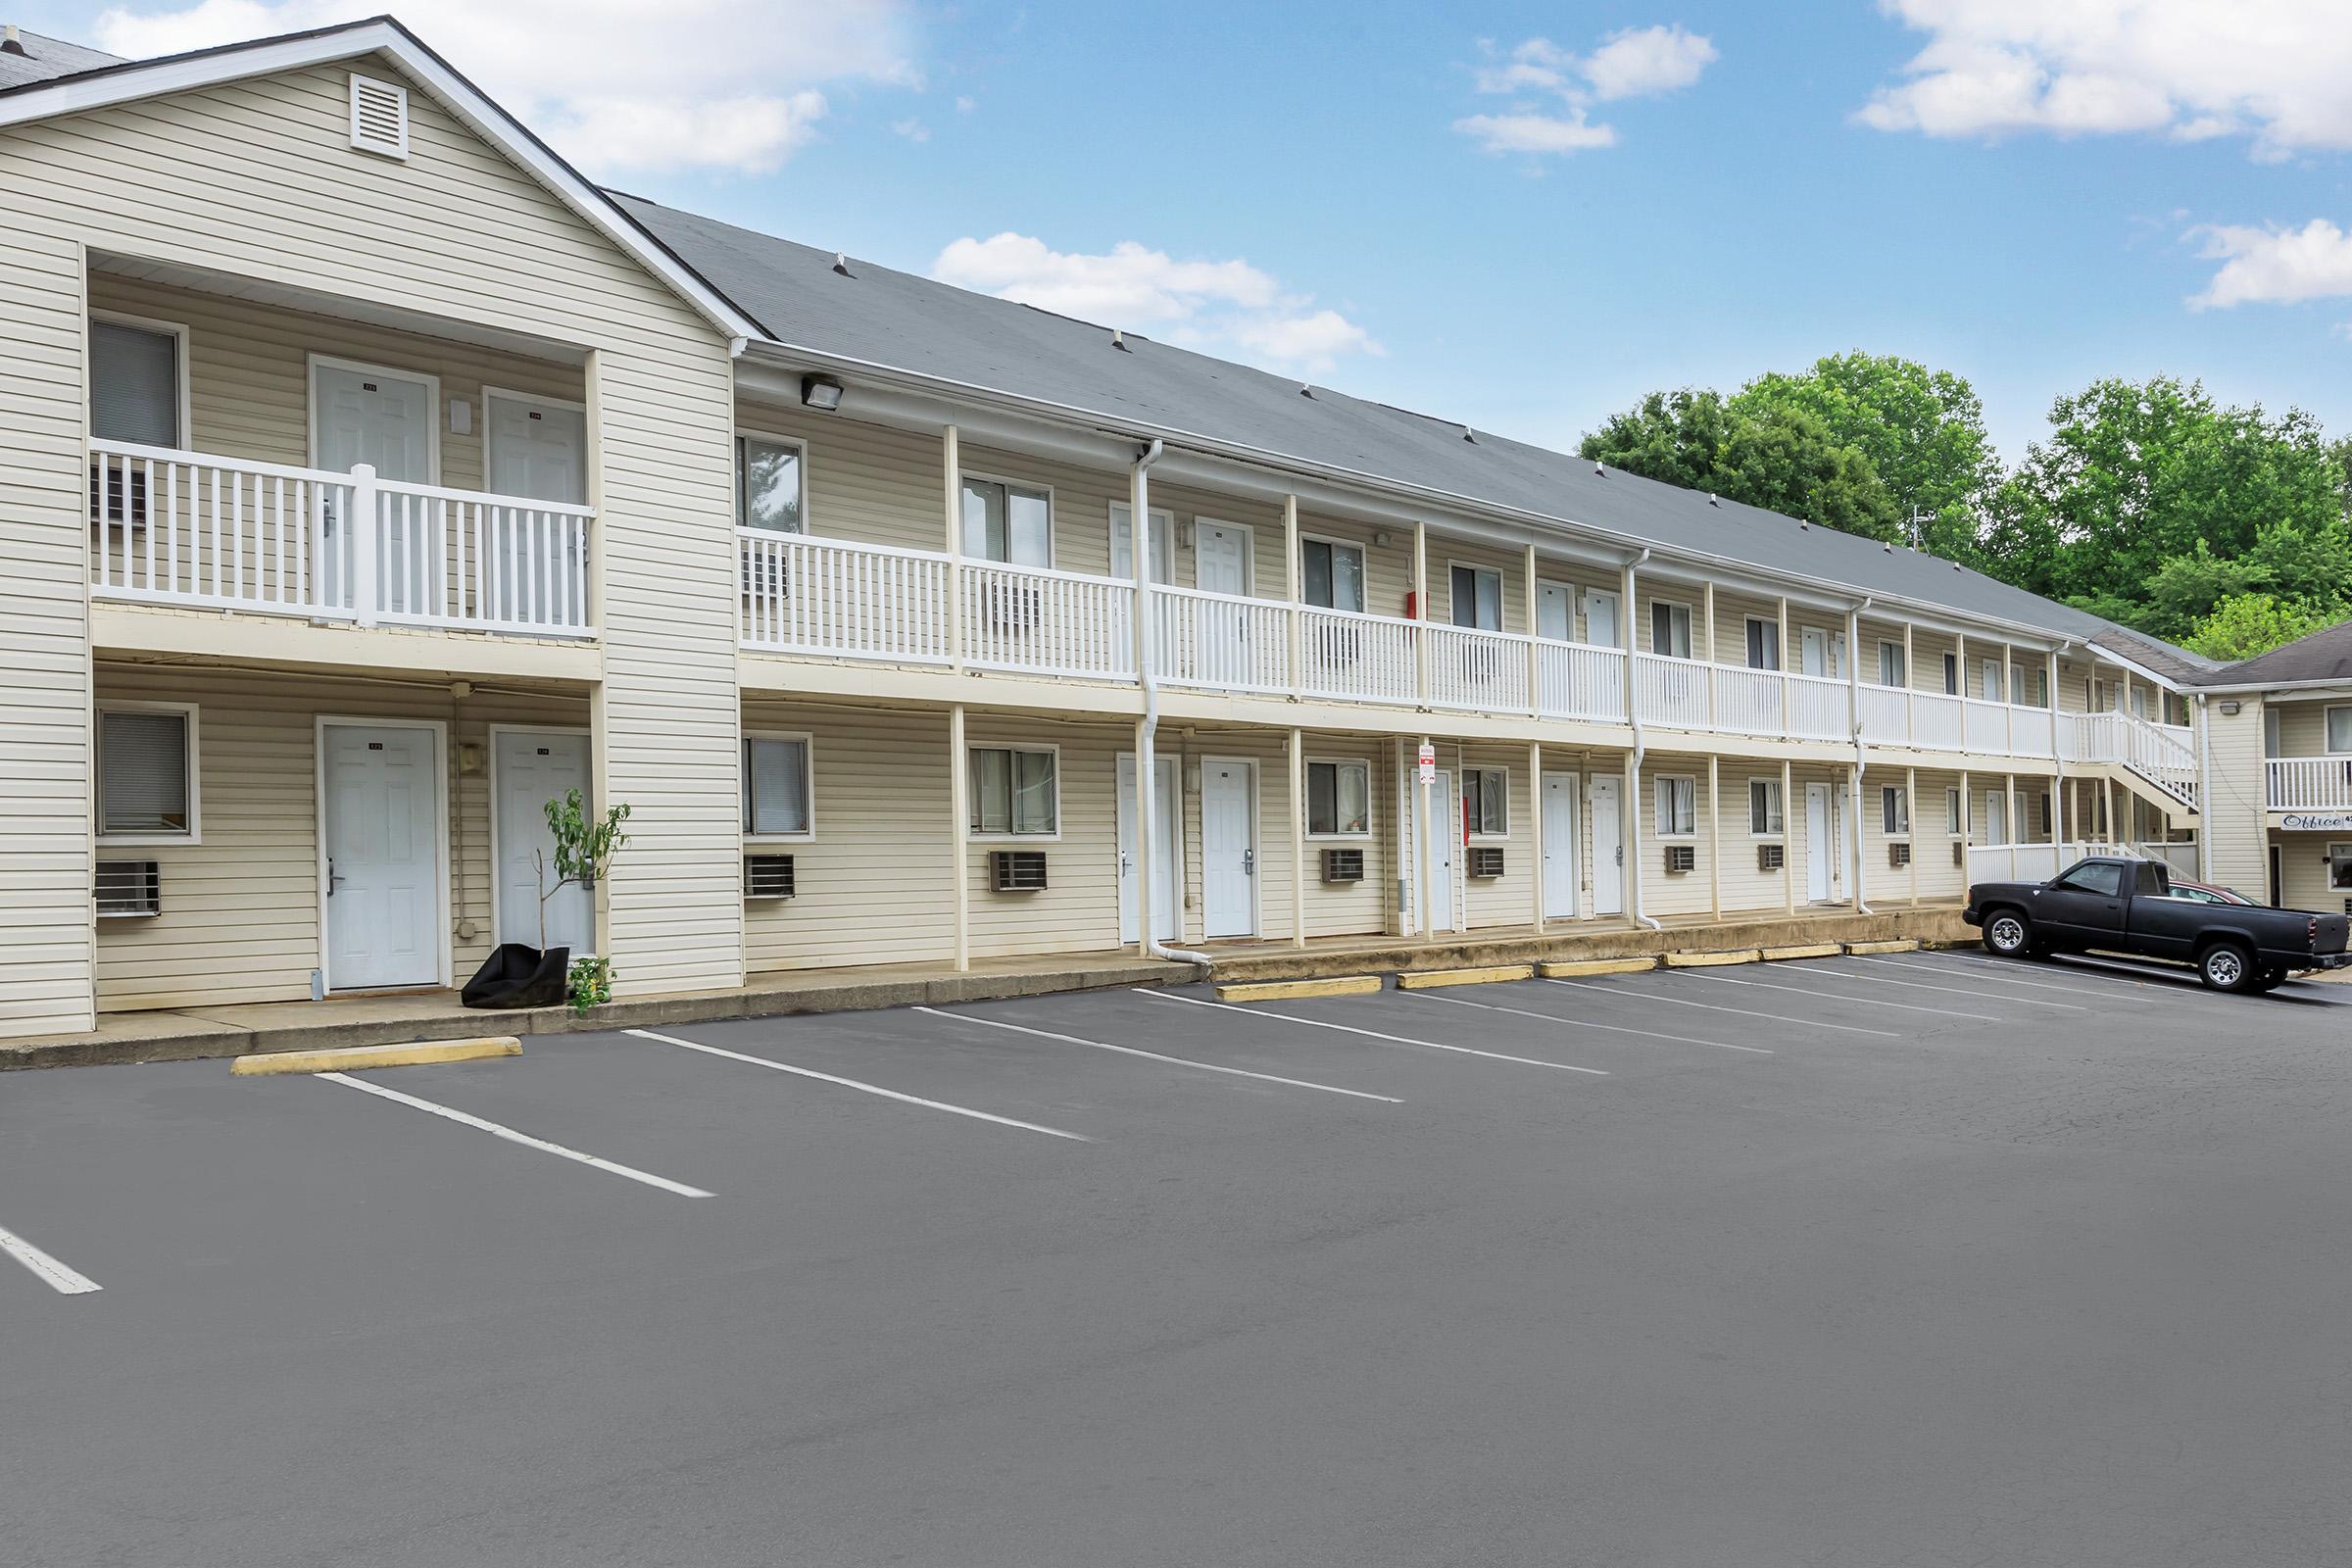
[{"xmin": 1403, "ymin": 589, "xmax": 1419, "ymax": 620}]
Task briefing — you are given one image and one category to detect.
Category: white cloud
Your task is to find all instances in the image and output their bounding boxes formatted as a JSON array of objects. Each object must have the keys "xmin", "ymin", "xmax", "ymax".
[
  {"xmin": 1452, "ymin": 111, "xmax": 1618, "ymax": 155},
  {"xmin": 1858, "ymin": 0, "xmax": 2352, "ymax": 157},
  {"xmin": 90, "ymin": 0, "xmax": 921, "ymax": 174},
  {"xmin": 2188, "ymin": 219, "xmax": 2352, "ymax": 309},
  {"xmin": 930, "ymin": 233, "xmax": 1380, "ymax": 371},
  {"xmin": 891, "ymin": 118, "xmax": 930, "ymax": 143},
  {"xmin": 1458, "ymin": 24, "xmax": 1715, "ymax": 157}
]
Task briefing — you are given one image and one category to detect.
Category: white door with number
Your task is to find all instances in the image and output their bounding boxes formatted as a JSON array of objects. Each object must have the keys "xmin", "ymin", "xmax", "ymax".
[
  {"xmin": 1589, "ymin": 775, "xmax": 1624, "ymax": 915},
  {"xmin": 1805, "ymin": 782, "xmax": 1836, "ymax": 902},
  {"xmin": 314, "ymin": 363, "xmax": 434, "ymax": 612},
  {"xmin": 1194, "ymin": 520, "xmax": 1255, "ymax": 688},
  {"xmin": 1117, "ymin": 755, "xmax": 1181, "ymax": 944},
  {"xmin": 1536, "ymin": 581, "xmax": 1574, "ymax": 642},
  {"xmin": 495, "ymin": 729, "xmax": 593, "ymax": 954},
  {"xmin": 1582, "ymin": 590, "xmax": 1620, "ymax": 648},
  {"xmin": 1201, "ymin": 760, "xmax": 1257, "ymax": 939},
  {"xmin": 1543, "ymin": 771, "xmax": 1580, "ymax": 919},
  {"xmin": 323, "ymin": 722, "xmax": 441, "ymax": 990}
]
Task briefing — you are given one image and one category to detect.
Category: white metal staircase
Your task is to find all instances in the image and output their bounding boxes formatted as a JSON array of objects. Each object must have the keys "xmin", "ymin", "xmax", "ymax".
[{"xmin": 2062, "ymin": 710, "xmax": 2199, "ymax": 814}]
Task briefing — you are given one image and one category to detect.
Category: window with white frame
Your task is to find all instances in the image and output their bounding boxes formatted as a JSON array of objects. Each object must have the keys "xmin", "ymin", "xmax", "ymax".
[
  {"xmin": 1945, "ymin": 786, "xmax": 1963, "ymax": 835},
  {"xmin": 2264, "ymin": 707, "xmax": 2282, "ymax": 759},
  {"xmin": 2327, "ymin": 707, "xmax": 2352, "ymax": 753},
  {"xmin": 89, "ymin": 318, "xmax": 184, "ymax": 449},
  {"xmin": 1301, "ymin": 537, "xmax": 1366, "ymax": 612},
  {"xmin": 2329, "ymin": 843, "xmax": 2352, "ymax": 892},
  {"xmin": 1306, "ymin": 760, "xmax": 1371, "ymax": 837},
  {"xmin": 1942, "ymin": 652, "xmax": 1960, "ymax": 695},
  {"xmin": 1108, "ymin": 504, "xmax": 1173, "ymax": 583},
  {"xmin": 97, "ymin": 703, "xmax": 197, "ymax": 840},
  {"xmin": 960, "ymin": 477, "xmax": 1051, "ymax": 566},
  {"xmin": 1748, "ymin": 778, "xmax": 1783, "ymax": 836},
  {"xmin": 1745, "ymin": 617, "xmax": 1779, "ymax": 670},
  {"xmin": 1881, "ymin": 785, "xmax": 1909, "ymax": 835},
  {"xmin": 1462, "ymin": 767, "xmax": 1508, "ymax": 837},
  {"xmin": 969, "ymin": 747, "xmax": 1057, "ymax": 836},
  {"xmin": 741, "ymin": 734, "xmax": 811, "ymax": 837},
  {"xmin": 1449, "ymin": 564, "xmax": 1502, "ymax": 631},
  {"xmin": 1649, "ymin": 601, "xmax": 1691, "ymax": 659},
  {"xmin": 735, "ymin": 434, "xmax": 805, "ymax": 533},
  {"xmin": 1879, "ymin": 641, "xmax": 1906, "ymax": 687},
  {"xmin": 2026, "ymin": 666, "xmax": 2049, "ymax": 707},
  {"xmin": 1654, "ymin": 774, "xmax": 1695, "ymax": 838}
]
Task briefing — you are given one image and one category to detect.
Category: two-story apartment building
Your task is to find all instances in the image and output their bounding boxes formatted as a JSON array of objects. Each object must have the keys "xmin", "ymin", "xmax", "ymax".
[{"xmin": 0, "ymin": 18, "xmax": 2235, "ymax": 1043}]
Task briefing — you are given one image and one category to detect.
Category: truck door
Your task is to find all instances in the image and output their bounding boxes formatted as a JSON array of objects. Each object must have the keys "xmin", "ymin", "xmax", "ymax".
[{"xmin": 2036, "ymin": 859, "xmax": 2127, "ymax": 948}]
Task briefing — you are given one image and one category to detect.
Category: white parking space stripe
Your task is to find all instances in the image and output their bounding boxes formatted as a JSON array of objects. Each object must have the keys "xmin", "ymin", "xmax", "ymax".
[
  {"xmin": 317, "ymin": 1071, "xmax": 714, "ymax": 1197},
  {"xmin": 1137, "ymin": 989, "xmax": 1608, "ymax": 1074},
  {"xmin": 1541, "ymin": 977, "xmax": 1901, "ymax": 1039},
  {"xmin": 628, "ymin": 1028, "xmax": 1092, "ymax": 1143},
  {"xmin": 1686, "ymin": 969, "xmax": 1999, "ymax": 1022},
  {"xmin": 0, "ymin": 1222, "xmax": 102, "ymax": 1296},
  {"xmin": 1863, "ymin": 953, "xmax": 2160, "ymax": 996},
  {"xmin": 1784, "ymin": 962, "xmax": 2085, "ymax": 1011},
  {"xmin": 914, "ymin": 1006, "xmax": 1403, "ymax": 1102},
  {"xmin": 1399, "ymin": 990, "xmax": 1775, "ymax": 1053},
  {"xmin": 1930, "ymin": 951, "xmax": 2172, "ymax": 993}
]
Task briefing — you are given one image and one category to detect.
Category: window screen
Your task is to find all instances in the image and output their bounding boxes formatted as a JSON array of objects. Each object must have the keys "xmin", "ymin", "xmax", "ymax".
[
  {"xmin": 1307, "ymin": 760, "xmax": 1370, "ymax": 836},
  {"xmin": 1449, "ymin": 565, "xmax": 1501, "ymax": 631},
  {"xmin": 1302, "ymin": 539, "xmax": 1365, "ymax": 612},
  {"xmin": 99, "ymin": 707, "xmax": 192, "ymax": 836},
  {"xmin": 742, "ymin": 737, "xmax": 809, "ymax": 835},
  {"xmin": 1462, "ymin": 767, "xmax": 1507, "ymax": 836},
  {"xmin": 89, "ymin": 320, "xmax": 180, "ymax": 448},
  {"xmin": 1654, "ymin": 775, "xmax": 1694, "ymax": 836},
  {"xmin": 736, "ymin": 437, "xmax": 804, "ymax": 532},
  {"xmin": 1749, "ymin": 779, "xmax": 1783, "ymax": 835},
  {"xmin": 961, "ymin": 479, "xmax": 1051, "ymax": 566},
  {"xmin": 1746, "ymin": 619, "xmax": 1779, "ymax": 670},
  {"xmin": 970, "ymin": 748, "xmax": 1056, "ymax": 835}
]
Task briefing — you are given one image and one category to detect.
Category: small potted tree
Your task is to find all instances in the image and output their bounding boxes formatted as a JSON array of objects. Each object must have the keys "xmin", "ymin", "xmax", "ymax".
[{"xmin": 462, "ymin": 789, "xmax": 631, "ymax": 1012}]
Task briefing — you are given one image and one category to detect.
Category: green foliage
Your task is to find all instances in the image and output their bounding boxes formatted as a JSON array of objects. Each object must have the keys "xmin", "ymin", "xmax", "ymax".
[
  {"xmin": 533, "ymin": 789, "xmax": 634, "ymax": 977},
  {"xmin": 2183, "ymin": 593, "xmax": 2338, "ymax": 662},
  {"xmin": 1584, "ymin": 364, "xmax": 2352, "ymax": 662},
  {"xmin": 565, "ymin": 956, "xmax": 615, "ymax": 1015}
]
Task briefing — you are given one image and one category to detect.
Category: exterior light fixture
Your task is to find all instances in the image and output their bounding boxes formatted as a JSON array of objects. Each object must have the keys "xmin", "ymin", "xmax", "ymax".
[
  {"xmin": 801, "ymin": 374, "xmax": 845, "ymax": 412},
  {"xmin": 2219, "ymin": 700, "xmax": 2241, "ymax": 715}
]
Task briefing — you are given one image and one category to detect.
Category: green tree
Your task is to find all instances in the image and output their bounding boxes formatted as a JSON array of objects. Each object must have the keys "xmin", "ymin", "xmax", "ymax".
[
  {"xmin": 1732, "ymin": 352, "xmax": 1999, "ymax": 562},
  {"xmin": 2183, "ymin": 592, "xmax": 2337, "ymax": 662},
  {"xmin": 1579, "ymin": 387, "xmax": 1902, "ymax": 542}
]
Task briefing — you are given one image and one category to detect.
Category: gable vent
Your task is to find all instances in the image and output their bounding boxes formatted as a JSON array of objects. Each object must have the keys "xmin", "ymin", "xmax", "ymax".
[{"xmin": 349, "ymin": 74, "xmax": 411, "ymax": 160}]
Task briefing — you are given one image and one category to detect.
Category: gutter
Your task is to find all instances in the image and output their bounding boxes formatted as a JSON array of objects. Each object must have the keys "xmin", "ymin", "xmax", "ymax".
[{"xmin": 1127, "ymin": 438, "xmax": 1211, "ymax": 970}]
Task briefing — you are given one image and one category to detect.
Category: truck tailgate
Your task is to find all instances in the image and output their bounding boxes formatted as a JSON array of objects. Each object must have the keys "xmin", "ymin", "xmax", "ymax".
[{"xmin": 2316, "ymin": 912, "xmax": 2351, "ymax": 956}]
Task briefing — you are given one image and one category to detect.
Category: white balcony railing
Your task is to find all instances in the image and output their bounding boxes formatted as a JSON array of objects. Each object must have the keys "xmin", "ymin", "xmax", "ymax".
[
  {"xmin": 1297, "ymin": 606, "xmax": 1419, "ymax": 705},
  {"xmin": 2064, "ymin": 710, "xmax": 2199, "ymax": 808},
  {"xmin": 1427, "ymin": 624, "xmax": 1530, "ymax": 714},
  {"xmin": 2268, "ymin": 757, "xmax": 2352, "ymax": 812},
  {"xmin": 89, "ymin": 440, "xmax": 593, "ymax": 637},
  {"xmin": 960, "ymin": 560, "xmax": 1136, "ymax": 681},
  {"xmin": 1152, "ymin": 585, "xmax": 1290, "ymax": 695},
  {"xmin": 1539, "ymin": 641, "xmax": 1628, "ymax": 724},
  {"xmin": 1788, "ymin": 673, "xmax": 1849, "ymax": 741},
  {"xmin": 738, "ymin": 531, "xmax": 953, "ymax": 664},
  {"xmin": 1633, "ymin": 653, "xmax": 1708, "ymax": 729}
]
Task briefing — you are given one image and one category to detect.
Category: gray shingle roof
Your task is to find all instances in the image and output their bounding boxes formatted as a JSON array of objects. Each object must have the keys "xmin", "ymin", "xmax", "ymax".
[
  {"xmin": 612, "ymin": 193, "xmax": 2203, "ymax": 659},
  {"xmin": 0, "ymin": 27, "xmax": 120, "ymax": 89},
  {"xmin": 2198, "ymin": 616, "xmax": 2352, "ymax": 687}
]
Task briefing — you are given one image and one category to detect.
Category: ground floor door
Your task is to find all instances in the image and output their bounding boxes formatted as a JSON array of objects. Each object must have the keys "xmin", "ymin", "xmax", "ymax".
[
  {"xmin": 1542, "ymin": 770, "xmax": 1580, "ymax": 919},
  {"xmin": 321, "ymin": 721, "xmax": 442, "ymax": 991},
  {"xmin": 1403, "ymin": 768, "xmax": 1460, "ymax": 934},
  {"xmin": 1590, "ymin": 775, "xmax": 1623, "ymax": 915},
  {"xmin": 1201, "ymin": 759, "xmax": 1257, "ymax": 938},
  {"xmin": 1117, "ymin": 754, "xmax": 1182, "ymax": 944},
  {"xmin": 494, "ymin": 727, "xmax": 593, "ymax": 954},
  {"xmin": 1806, "ymin": 783, "xmax": 1835, "ymax": 903}
]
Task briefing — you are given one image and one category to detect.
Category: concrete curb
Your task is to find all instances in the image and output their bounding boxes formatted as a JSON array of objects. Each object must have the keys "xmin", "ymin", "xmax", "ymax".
[
  {"xmin": 1663, "ymin": 949, "xmax": 1762, "ymax": 968},
  {"xmin": 1215, "ymin": 976, "xmax": 1384, "ymax": 1003},
  {"xmin": 1396, "ymin": 964, "xmax": 1535, "ymax": 990},
  {"xmin": 1760, "ymin": 943, "xmax": 1843, "ymax": 961},
  {"xmin": 1539, "ymin": 957, "xmax": 1658, "ymax": 978},
  {"xmin": 229, "ymin": 1037, "xmax": 521, "ymax": 1076},
  {"xmin": 1845, "ymin": 939, "xmax": 1922, "ymax": 956}
]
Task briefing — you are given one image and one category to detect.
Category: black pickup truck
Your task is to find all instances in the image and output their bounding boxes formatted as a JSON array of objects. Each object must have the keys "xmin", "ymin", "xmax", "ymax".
[{"xmin": 1965, "ymin": 856, "xmax": 2352, "ymax": 993}]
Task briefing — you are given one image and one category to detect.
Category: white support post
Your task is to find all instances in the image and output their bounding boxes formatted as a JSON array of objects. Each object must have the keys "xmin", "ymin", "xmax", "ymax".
[
  {"xmin": 1413, "ymin": 520, "xmax": 1430, "ymax": 708},
  {"xmin": 1284, "ymin": 494, "xmax": 1301, "ymax": 691},
  {"xmin": 1524, "ymin": 542, "xmax": 1541, "ymax": 718},
  {"xmin": 1903, "ymin": 621, "xmax": 1916, "ymax": 742},
  {"xmin": 1707, "ymin": 755, "xmax": 1722, "ymax": 920},
  {"xmin": 1776, "ymin": 595, "xmax": 1790, "ymax": 738},
  {"xmin": 1290, "ymin": 727, "xmax": 1307, "ymax": 951},
  {"xmin": 349, "ymin": 463, "xmax": 378, "ymax": 626},
  {"xmin": 949, "ymin": 703, "xmax": 970, "ymax": 972},
  {"xmin": 1530, "ymin": 740, "xmax": 1544, "ymax": 933},
  {"xmin": 1417, "ymin": 731, "xmax": 1435, "ymax": 942},
  {"xmin": 1702, "ymin": 580, "xmax": 1717, "ymax": 729},
  {"xmin": 1906, "ymin": 763, "xmax": 1919, "ymax": 906},
  {"xmin": 943, "ymin": 425, "xmax": 963, "ymax": 675},
  {"xmin": 1781, "ymin": 758, "xmax": 1796, "ymax": 916}
]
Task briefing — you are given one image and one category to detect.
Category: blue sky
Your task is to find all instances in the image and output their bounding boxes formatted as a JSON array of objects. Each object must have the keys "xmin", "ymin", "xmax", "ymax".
[{"xmin": 29, "ymin": 0, "xmax": 2352, "ymax": 472}]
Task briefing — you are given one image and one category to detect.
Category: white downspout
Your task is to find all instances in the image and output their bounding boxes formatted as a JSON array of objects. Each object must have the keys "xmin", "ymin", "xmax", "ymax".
[
  {"xmin": 1130, "ymin": 438, "xmax": 1210, "ymax": 968},
  {"xmin": 1623, "ymin": 548, "xmax": 1661, "ymax": 930},
  {"xmin": 1847, "ymin": 596, "xmax": 1873, "ymax": 914}
]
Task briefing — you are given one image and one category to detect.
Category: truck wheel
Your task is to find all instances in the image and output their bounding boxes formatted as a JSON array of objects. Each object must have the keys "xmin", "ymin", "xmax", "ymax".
[
  {"xmin": 1983, "ymin": 911, "xmax": 2033, "ymax": 958},
  {"xmin": 2197, "ymin": 942, "xmax": 2256, "ymax": 994}
]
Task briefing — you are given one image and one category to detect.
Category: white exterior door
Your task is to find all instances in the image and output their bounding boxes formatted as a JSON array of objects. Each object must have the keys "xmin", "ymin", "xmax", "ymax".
[
  {"xmin": 1984, "ymin": 789, "xmax": 2009, "ymax": 847},
  {"xmin": 323, "ymin": 722, "xmax": 441, "ymax": 990},
  {"xmin": 1201, "ymin": 760, "xmax": 1257, "ymax": 939},
  {"xmin": 1589, "ymin": 776, "xmax": 1623, "ymax": 916},
  {"xmin": 1801, "ymin": 628, "xmax": 1847, "ymax": 679},
  {"xmin": 1582, "ymin": 590, "xmax": 1620, "ymax": 648},
  {"xmin": 1116, "ymin": 755, "xmax": 1181, "ymax": 944},
  {"xmin": 495, "ymin": 729, "xmax": 593, "ymax": 954},
  {"xmin": 1536, "ymin": 581, "xmax": 1573, "ymax": 642},
  {"xmin": 486, "ymin": 395, "xmax": 586, "ymax": 504},
  {"xmin": 1193, "ymin": 521, "xmax": 1255, "ymax": 688},
  {"xmin": 1982, "ymin": 659, "xmax": 2005, "ymax": 703},
  {"xmin": 1805, "ymin": 782, "xmax": 1835, "ymax": 902},
  {"xmin": 1542, "ymin": 771, "xmax": 1580, "ymax": 919},
  {"xmin": 314, "ymin": 363, "xmax": 434, "ymax": 612}
]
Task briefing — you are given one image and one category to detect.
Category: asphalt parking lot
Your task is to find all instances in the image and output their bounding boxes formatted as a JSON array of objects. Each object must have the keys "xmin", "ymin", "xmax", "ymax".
[{"xmin": 7, "ymin": 951, "xmax": 2352, "ymax": 1568}]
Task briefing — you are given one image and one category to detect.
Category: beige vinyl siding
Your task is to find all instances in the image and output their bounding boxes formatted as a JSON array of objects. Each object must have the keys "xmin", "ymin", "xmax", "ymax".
[
  {"xmin": 2273, "ymin": 699, "xmax": 2342, "ymax": 757},
  {"xmin": 1295, "ymin": 737, "xmax": 1391, "ymax": 939},
  {"xmin": 1446, "ymin": 743, "xmax": 1532, "ymax": 930},
  {"xmin": 1430, "ymin": 542, "xmax": 1527, "ymax": 634},
  {"xmin": 2202, "ymin": 699, "xmax": 2269, "ymax": 893},
  {"xmin": 1712, "ymin": 591, "xmax": 1782, "ymax": 670},
  {"xmin": 1637, "ymin": 757, "xmax": 1714, "ymax": 918},
  {"xmin": 960, "ymin": 716, "xmax": 1123, "ymax": 959},
  {"xmin": 2274, "ymin": 833, "xmax": 2346, "ymax": 911},
  {"xmin": 1718, "ymin": 767, "xmax": 1797, "ymax": 914},
  {"xmin": 738, "ymin": 702, "xmax": 956, "ymax": 971},
  {"xmin": 0, "ymin": 225, "xmax": 96, "ymax": 1035},
  {"xmin": 1298, "ymin": 510, "xmax": 1412, "ymax": 621},
  {"xmin": 6, "ymin": 56, "xmax": 745, "ymax": 999},
  {"xmin": 91, "ymin": 663, "xmax": 582, "ymax": 1010}
]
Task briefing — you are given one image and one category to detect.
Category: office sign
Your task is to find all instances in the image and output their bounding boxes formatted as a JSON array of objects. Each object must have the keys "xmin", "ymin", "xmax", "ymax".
[{"xmin": 2280, "ymin": 813, "xmax": 2352, "ymax": 832}]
